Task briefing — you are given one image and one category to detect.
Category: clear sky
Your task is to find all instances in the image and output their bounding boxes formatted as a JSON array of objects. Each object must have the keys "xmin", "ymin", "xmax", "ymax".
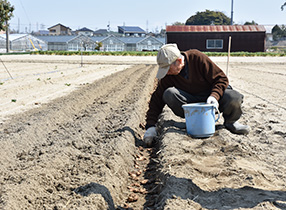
[{"xmin": 7, "ymin": 0, "xmax": 286, "ymax": 33}]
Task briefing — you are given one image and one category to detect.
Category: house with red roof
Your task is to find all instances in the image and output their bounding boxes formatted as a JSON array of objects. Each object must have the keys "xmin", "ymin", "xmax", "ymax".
[{"xmin": 166, "ymin": 25, "xmax": 266, "ymax": 52}]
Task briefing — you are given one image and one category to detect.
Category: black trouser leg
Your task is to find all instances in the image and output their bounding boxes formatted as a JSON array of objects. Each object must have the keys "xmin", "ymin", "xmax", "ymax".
[{"xmin": 219, "ymin": 88, "xmax": 243, "ymax": 123}]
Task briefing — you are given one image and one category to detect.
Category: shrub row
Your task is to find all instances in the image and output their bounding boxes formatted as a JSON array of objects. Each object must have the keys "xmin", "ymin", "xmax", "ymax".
[
  {"xmin": 30, "ymin": 51, "xmax": 158, "ymax": 56},
  {"xmin": 1, "ymin": 51, "xmax": 284, "ymax": 57},
  {"xmin": 0, "ymin": 52, "xmax": 30, "ymax": 55},
  {"xmin": 30, "ymin": 50, "xmax": 285, "ymax": 57}
]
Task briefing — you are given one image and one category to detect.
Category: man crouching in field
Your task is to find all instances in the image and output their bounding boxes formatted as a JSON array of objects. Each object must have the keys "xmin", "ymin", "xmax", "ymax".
[{"xmin": 143, "ymin": 44, "xmax": 249, "ymax": 146}]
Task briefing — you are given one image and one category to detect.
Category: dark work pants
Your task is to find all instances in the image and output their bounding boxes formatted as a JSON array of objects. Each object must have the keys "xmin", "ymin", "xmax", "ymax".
[{"xmin": 162, "ymin": 87, "xmax": 243, "ymax": 123}]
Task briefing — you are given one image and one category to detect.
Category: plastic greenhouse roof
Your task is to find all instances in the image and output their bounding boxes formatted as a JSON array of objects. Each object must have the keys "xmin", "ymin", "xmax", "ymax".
[
  {"xmin": 90, "ymin": 36, "xmax": 108, "ymax": 42},
  {"xmin": 118, "ymin": 37, "xmax": 145, "ymax": 44},
  {"xmin": 1, "ymin": 34, "xmax": 165, "ymax": 45},
  {"xmin": 0, "ymin": 34, "xmax": 31, "ymax": 41},
  {"xmin": 35, "ymin": 35, "xmax": 77, "ymax": 43}
]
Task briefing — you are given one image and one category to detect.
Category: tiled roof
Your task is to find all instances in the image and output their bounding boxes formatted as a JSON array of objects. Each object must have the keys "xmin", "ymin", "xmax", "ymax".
[
  {"xmin": 166, "ymin": 25, "xmax": 266, "ymax": 32},
  {"xmin": 94, "ymin": 29, "xmax": 108, "ymax": 34},
  {"xmin": 48, "ymin": 23, "xmax": 71, "ymax": 30},
  {"xmin": 77, "ymin": 27, "xmax": 94, "ymax": 32}
]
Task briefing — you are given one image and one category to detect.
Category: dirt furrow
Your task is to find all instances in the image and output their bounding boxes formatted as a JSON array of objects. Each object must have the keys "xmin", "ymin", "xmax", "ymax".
[{"xmin": 0, "ymin": 64, "xmax": 158, "ymax": 209}]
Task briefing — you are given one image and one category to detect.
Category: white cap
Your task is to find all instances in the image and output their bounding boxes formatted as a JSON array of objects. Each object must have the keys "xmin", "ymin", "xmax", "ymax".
[{"xmin": 156, "ymin": 43, "xmax": 181, "ymax": 79}]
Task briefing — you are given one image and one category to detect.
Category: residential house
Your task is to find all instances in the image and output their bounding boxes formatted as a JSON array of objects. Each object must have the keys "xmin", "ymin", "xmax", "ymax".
[
  {"xmin": 76, "ymin": 27, "xmax": 94, "ymax": 36},
  {"xmin": 118, "ymin": 26, "xmax": 146, "ymax": 37},
  {"xmin": 94, "ymin": 29, "xmax": 109, "ymax": 36},
  {"xmin": 48, "ymin": 23, "xmax": 72, "ymax": 35},
  {"xmin": 166, "ymin": 25, "xmax": 266, "ymax": 52}
]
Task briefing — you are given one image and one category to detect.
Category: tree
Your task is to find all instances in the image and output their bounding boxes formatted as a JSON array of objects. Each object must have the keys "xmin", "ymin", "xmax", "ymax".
[
  {"xmin": 244, "ymin": 20, "xmax": 258, "ymax": 25},
  {"xmin": 95, "ymin": 42, "xmax": 102, "ymax": 51},
  {"xmin": 0, "ymin": 0, "xmax": 14, "ymax": 31},
  {"xmin": 272, "ymin": 24, "xmax": 286, "ymax": 41},
  {"xmin": 0, "ymin": 0, "xmax": 14, "ymax": 53},
  {"xmin": 172, "ymin": 22, "xmax": 185, "ymax": 26},
  {"xmin": 282, "ymin": 2, "xmax": 286, "ymax": 11},
  {"xmin": 186, "ymin": 10, "xmax": 231, "ymax": 25}
]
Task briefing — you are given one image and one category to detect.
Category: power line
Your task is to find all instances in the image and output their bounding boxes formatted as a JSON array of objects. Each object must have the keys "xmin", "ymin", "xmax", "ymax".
[
  {"xmin": 0, "ymin": 57, "xmax": 13, "ymax": 80},
  {"xmin": 18, "ymin": 0, "xmax": 31, "ymax": 26}
]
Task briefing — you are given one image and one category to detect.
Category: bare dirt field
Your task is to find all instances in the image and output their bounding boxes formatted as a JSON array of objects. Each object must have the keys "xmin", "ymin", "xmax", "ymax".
[{"xmin": 0, "ymin": 54, "xmax": 285, "ymax": 210}]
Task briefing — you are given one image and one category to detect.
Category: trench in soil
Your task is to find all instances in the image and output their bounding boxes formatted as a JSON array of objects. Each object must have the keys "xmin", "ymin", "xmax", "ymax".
[{"xmin": 0, "ymin": 64, "xmax": 166, "ymax": 210}]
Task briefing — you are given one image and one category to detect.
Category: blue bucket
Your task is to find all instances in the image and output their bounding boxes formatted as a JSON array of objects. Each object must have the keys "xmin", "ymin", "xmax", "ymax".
[{"xmin": 182, "ymin": 103, "xmax": 220, "ymax": 138}]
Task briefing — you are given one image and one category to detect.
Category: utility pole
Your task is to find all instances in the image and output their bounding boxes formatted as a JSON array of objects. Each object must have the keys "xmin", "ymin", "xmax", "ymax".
[
  {"xmin": 18, "ymin": 18, "xmax": 20, "ymax": 33},
  {"xmin": 146, "ymin": 20, "xmax": 149, "ymax": 33},
  {"xmin": 5, "ymin": 20, "xmax": 10, "ymax": 53},
  {"xmin": 231, "ymin": 0, "xmax": 234, "ymax": 25}
]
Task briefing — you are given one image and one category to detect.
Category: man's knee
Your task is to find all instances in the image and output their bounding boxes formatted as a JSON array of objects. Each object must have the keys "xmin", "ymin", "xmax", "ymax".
[
  {"xmin": 163, "ymin": 87, "xmax": 178, "ymax": 105},
  {"xmin": 220, "ymin": 89, "xmax": 244, "ymax": 110},
  {"xmin": 230, "ymin": 90, "xmax": 243, "ymax": 106},
  {"xmin": 162, "ymin": 87, "xmax": 185, "ymax": 118}
]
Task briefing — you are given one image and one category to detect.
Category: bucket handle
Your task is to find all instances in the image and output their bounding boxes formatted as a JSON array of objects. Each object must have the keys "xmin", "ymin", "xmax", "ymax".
[{"xmin": 215, "ymin": 106, "xmax": 220, "ymax": 122}]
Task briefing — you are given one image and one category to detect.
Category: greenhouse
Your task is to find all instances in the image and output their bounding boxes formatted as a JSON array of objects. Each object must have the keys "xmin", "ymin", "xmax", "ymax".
[
  {"xmin": 0, "ymin": 34, "xmax": 48, "ymax": 51},
  {"xmin": 96, "ymin": 35, "xmax": 125, "ymax": 52},
  {"xmin": 0, "ymin": 33, "xmax": 165, "ymax": 52},
  {"xmin": 36, "ymin": 35, "xmax": 75, "ymax": 51},
  {"xmin": 67, "ymin": 34, "xmax": 97, "ymax": 51},
  {"xmin": 37, "ymin": 34, "xmax": 98, "ymax": 51},
  {"xmin": 0, "ymin": 36, "xmax": 5, "ymax": 52},
  {"xmin": 119, "ymin": 36, "xmax": 165, "ymax": 51},
  {"xmin": 137, "ymin": 36, "xmax": 165, "ymax": 51}
]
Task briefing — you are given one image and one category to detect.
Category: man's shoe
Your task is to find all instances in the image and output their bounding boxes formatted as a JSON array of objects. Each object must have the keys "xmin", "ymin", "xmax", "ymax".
[
  {"xmin": 224, "ymin": 121, "xmax": 250, "ymax": 135},
  {"xmin": 173, "ymin": 122, "xmax": 186, "ymax": 129},
  {"xmin": 144, "ymin": 137, "xmax": 153, "ymax": 147}
]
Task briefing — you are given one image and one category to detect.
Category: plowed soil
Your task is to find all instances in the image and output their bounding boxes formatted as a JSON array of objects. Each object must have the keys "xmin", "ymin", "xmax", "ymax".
[{"xmin": 0, "ymin": 55, "xmax": 285, "ymax": 210}]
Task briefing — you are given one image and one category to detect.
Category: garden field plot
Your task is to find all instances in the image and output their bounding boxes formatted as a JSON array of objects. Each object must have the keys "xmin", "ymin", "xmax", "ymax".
[
  {"xmin": 0, "ymin": 54, "xmax": 155, "ymax": 122},
  {"xmin": 0, "ymin": 55, "xmax": 285, "ymax": 210}
]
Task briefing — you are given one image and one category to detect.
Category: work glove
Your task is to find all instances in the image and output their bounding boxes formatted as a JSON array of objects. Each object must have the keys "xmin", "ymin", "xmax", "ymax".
[
  {"xmin": 143, "ymin": 127, "xmax": 157, "ymax": 147},
  {"xmin": 206, "ymin": 96, "xmax": 219, "ymax": 108}
]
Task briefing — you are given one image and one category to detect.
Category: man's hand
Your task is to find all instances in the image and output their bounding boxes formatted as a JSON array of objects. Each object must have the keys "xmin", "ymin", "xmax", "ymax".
[
  {"xmin": 143, "ymin": 127, "xmax": 157, "ymax": 147},
  {"xmin": 207, "ymin": 96, "xmax": 219, "ymax": 108}
]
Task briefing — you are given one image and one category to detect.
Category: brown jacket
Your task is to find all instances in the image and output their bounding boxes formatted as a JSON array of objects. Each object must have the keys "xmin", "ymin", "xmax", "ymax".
[{"xmin": 146, "ymin": 49, "xmax": 229, "ymax": 126}]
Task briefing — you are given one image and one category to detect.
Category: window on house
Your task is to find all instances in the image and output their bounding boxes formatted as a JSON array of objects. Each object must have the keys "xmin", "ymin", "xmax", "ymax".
[{"xmin": 206, "ymin": 39, "xmax": 223, "ymax": 49}]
